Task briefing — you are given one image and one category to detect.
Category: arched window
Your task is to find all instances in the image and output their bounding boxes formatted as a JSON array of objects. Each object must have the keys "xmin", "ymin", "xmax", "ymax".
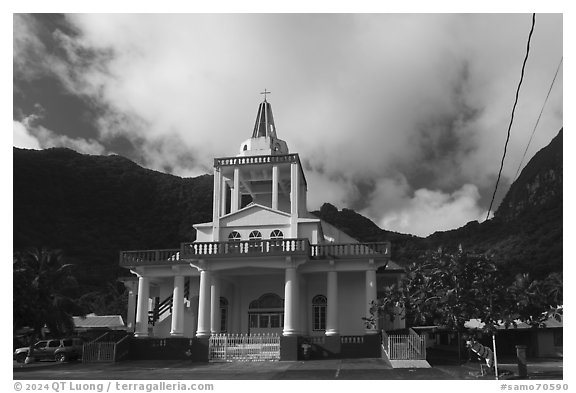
[
  {"xmin": 249, "ymin": 293, "xmax": 284, "ymax": 309},
  {"xmin": 269, "ymin": 229, "xmax": 284, "ymax": 251},
  {"xmin": 220, "ymin": 297, "xmax": 228, "ymax": 333},
  {"xmin": 248, "ymin": 293, "xmax": 284, "ymax": 331},
  {"xmin": 228, "ymin": 231, "xmax": 241, "ymax": 241},
  {"xmin": 247, "ymin": 231, "xmax": 263, "ymax": 253},
  {"xmin": 270, "ymin": 230, "xmax": 284, "ymax": 239},
  {"xmin": 249, "ymin": 230, "xmax": 262, "ymax": 240},
  {"xmin": 312, "ymin": 295, "xmax": 327, "ymax": 331}
]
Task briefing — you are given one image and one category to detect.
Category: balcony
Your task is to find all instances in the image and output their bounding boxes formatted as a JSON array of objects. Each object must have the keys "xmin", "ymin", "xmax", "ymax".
[
  {"xmin": 119, "ymin": 249, "xmax": 182, "ymax": 267},
  {"xmin": 311, "ymin": 242, "xmax": 390, "ymax": 259},
  {"xmin": 181, "ymin": 238, "xmax": 310, "ymax": 258},
  {"xmin": 214, "ymin": 153, "xmax": 299, "ymax": 168},
  {"xmin": 119, "ymin": 239, "xmax": 390, "ymax": 267}
]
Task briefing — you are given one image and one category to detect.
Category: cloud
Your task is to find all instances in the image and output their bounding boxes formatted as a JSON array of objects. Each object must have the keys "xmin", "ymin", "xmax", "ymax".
[
  {"xmin": 14, "ymin": 113, "xmax": 105, "ymax": 155},
  {"xmin": 13, "ymin": 14, "xmax": 51, "ymax": 82},
  {"xmin": 13, "ymin": 121, "xmax": 41, "ymax": 150},
  {"xmin": 362, "ymin": 181, "xmax": 488, "ymax": 237},
  {"xmin": 33, "ymin": 125, "xmax": 106, "ymax": 155},
  {"xmin": 305, "ymin": 170, "xmax": 360, "ymax": 212},
  {"xmin": 13, "ymin": 14, "xmax": 563, "ymax": 236}
]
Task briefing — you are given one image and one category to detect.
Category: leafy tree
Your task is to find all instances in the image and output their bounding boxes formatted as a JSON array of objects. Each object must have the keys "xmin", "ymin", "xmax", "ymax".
[
  {"xmin": 502, "ymin": 272, "xmax": 563, "ymax": 327},
  {"xmin": 371, "ymin": 249, "xmax": 563, "ymax": 367},
  {"xmin": 13, "ymin": 248, "xmax": 86, "ymax": 360},
  {"xmin": 79, "ymin": 282, "xmax": 128, "ymax": 319}
]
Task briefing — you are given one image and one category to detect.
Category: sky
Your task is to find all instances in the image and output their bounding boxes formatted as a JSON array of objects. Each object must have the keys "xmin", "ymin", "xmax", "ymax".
[{"xmin": 12, "ymin": 13, "xmax": 563, "ymax": 237}]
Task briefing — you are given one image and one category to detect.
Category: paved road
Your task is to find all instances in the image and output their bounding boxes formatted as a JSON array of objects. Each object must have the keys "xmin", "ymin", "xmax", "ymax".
[{"xmin": 13, "ymin": 358, "xmax": 562, "ymax": 380}]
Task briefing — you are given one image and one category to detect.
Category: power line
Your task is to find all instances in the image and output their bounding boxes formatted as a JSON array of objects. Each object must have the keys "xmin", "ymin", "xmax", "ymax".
[
  {"xmin": 485, "ymin": 13, "xmax": 536, "ymax": 221},
  {"xmin": 512, "ymin": 56, "xmax": 563, "ymax": 182}
]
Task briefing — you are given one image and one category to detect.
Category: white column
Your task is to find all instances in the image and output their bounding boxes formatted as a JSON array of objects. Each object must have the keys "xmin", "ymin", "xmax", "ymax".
[
  {"xmin": 196, "ymin": 269, "xmax": 212, "ymax": 338},
  {"xmin": 170, "ymin": 275, "xmax": 185, "ymax": 336},
  {"xmin": 290, "ymin": 162, "xmax": 299, "ymax": 237},
  {"xmin": 232, "ymin": 167, "xmax": 240, "ymax": 213},
  {"xmin": 124, "ymin": 280, "xmax": 137, "ymax": 333},
  {"xmin": 212, "ymin": 168, "xmax": 222, "ymax": 241},
  {"xmin": 220, "ymin": 176, "xmax": 228, "ymax": 216},
  {"xmin": 210, "ymin": 275, "xmax": 221, "ymax": 335},
  {"xmin": 326, "ymin": 270, "xmax": 339, "ymax": 336},
  {"xmin": 134, "ymin": 276, "xmax": 150, "ymax": 337},
  {"xmin": 365, "ymin": 266, "xmax": 378, "ymax": 335},
  {"xmin": 272, "ymin": 164, "xmax": 279, "ymax": 210},
  {"xmin": 283, "ymin": 263, "xmax": 299, "ymax": 336}
]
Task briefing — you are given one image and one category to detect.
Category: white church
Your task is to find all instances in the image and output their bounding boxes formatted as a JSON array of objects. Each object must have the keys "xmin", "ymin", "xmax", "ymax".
[{"xmin": 120, "ymin": 96, "xmax": 404, "ymax": 361}]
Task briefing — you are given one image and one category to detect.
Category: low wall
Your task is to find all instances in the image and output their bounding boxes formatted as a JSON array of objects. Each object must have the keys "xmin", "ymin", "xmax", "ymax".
[
  {"xmin": 123, "ymin": 334, "xmax": 381, "ymax": 362},
  {"xmin": 305, "ymin": 334, "xmax": 381, "ymax": 360},
  {"xmin": 127, "ymin": 337, "xmax": 209, "ymax": 362}
]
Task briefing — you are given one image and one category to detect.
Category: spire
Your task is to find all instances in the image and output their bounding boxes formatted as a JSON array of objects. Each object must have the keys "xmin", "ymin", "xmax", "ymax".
[
  {"xmin": 252, "ymin": 91, "xmax": 278, "ymax": 139},
  {"xmin": 238, "ymin": 91, "xmax": 288, "ymax": 156}
]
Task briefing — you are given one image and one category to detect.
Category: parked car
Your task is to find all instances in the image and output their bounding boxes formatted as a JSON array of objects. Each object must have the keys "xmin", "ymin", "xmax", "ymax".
[{"xmin": 13, "ymin": 338, "xmax": 85, "ymax": 363}]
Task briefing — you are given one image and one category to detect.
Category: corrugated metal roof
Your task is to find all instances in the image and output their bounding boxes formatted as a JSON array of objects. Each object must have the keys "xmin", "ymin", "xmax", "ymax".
[
  {"xmin": 465, "ymin": 315, "xmax": 562, "ymax": 330},
  {"xmin": 73, "ymin": 315, "xmax": 125, "ymax": 329}
]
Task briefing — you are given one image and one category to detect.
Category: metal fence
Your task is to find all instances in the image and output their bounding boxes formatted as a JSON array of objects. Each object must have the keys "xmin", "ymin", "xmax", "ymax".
[
  {"xmin": 82, "ymin": 342, "xmax": 116, "ymax": 362},
  {"xmin": 382, "ymin": 330, "xmax": 427, "ymax": 360},
  {"xmin": 209, "ymin": 333, "xmax": 280, "ymax": 362}
]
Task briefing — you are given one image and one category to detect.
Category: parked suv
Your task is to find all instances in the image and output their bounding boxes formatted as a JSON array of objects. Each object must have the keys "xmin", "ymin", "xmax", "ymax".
[{"xmin": 13, "ymin": 338, "xmax": 84, "ymax": 363}]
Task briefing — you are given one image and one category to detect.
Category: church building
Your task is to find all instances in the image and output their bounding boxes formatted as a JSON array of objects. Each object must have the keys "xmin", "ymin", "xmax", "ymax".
[{"xmin": 119, "ymin": 95, "xmax": 404, "ymax": 361}]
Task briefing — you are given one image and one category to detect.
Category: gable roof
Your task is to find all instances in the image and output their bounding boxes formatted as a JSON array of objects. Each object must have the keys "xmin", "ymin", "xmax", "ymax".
[
  {"xmin": 319, "ymin": 218, "xmax": 361, "ymax": 243},
  {"xmin": 194, "ymin": 203, "xmax": 291, "ymax": 229},
  {"xmin": 219, "ymin": 203, "xmax": 291, "ymax": 227},
  {"xmin": 385, "ymin": 260, "xmax": 404, "ymax": 271}
]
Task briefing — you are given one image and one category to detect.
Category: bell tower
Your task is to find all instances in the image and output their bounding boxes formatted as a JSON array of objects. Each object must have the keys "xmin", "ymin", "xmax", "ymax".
[
  {"xmin": 238, "ymin": 90, "xmax": 289, "ymax": 156},
  {"xmin": 210, "ymin": 93, "xmax": 307, "ymax": 240}
]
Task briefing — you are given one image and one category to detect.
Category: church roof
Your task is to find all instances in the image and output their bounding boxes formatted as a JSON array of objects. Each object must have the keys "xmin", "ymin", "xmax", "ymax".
[
  {"xmin": 384, "ymin": 260, "xmax": 404, "ymax": 271},
  {"xmin": 252, "ymin": 100, "xmax": 278, "ymax": 139}
]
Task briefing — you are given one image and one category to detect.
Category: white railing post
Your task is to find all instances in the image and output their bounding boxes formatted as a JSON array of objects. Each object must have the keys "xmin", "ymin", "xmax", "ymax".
[{"xmin": 208, "ymin": 332, "xmax": 280, "ymax": 362}]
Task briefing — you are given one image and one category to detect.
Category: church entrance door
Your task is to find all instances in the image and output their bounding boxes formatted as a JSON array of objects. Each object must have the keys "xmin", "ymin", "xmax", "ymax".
[
  {"xmin": 248, "ymin": 312, "xmax": 284, "ymax": 335},
  {"xmin": 247, "ymin": 293, "xmax": 284, "ymax": 335}
]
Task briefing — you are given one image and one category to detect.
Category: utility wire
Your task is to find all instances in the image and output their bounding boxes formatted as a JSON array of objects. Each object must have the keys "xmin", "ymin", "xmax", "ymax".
[
  {"xmin": 512, "ymin": 56, "xmax": 563, "ymax": 182},
  {"xmin": 486, "ymin": 13, "xmax": 536, "ymax": 221}
]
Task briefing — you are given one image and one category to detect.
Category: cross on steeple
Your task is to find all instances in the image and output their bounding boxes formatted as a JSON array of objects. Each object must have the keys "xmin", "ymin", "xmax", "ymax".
[{"xmin": 260, "ymin": 89, "xmax": 271, "ymax": 102}]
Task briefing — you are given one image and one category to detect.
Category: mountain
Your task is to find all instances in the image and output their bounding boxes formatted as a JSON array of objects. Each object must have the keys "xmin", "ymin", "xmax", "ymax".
[
  {"xmin": 310, "ymin": 203, "xmax": 424, "ymax": 265},
  {"xmin": 314, "ymin": 129, "xmax": 563, "ymax": 279},
  {"xmin": 496, "ymin": 129, "xmax": 562, "ymax": 221},
  {"xmin": 13, "ymin": 128, "xmax": 562, "ymax": 305},
  {"xmin": 425, "ymin": 129, "xmax": 563, "ymax": 279},
  {"xmin": 13, "ymin": 147, "xmax": 213, "ymax": 292}
]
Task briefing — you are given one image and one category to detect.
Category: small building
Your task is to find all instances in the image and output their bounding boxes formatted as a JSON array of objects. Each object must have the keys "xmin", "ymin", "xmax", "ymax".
[
  {"xmin": 119, "ymin": 96, "xmax": 404, "ymax": 360},
  {"xmin": 465, "ymin": 317, "xmax": 562, "ymax": 358},
  {"xmin": 411, "ymin": 316, "xmax": 563, "ymax": 359}
]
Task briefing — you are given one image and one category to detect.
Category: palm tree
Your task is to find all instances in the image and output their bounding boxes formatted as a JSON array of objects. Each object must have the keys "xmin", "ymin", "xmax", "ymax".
[{"xmin": 13, "ymin": 248, "xmax": 86, "ymax": 361}]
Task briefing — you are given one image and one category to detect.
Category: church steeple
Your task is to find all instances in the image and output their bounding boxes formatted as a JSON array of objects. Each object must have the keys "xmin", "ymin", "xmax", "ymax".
[
  {"xmin": 238, "ymin": 92, "xmax": 289, "ymax": 156},
  {"xmin": 252, "ymin": 99, "xmax": 278, "ymax": 139}
]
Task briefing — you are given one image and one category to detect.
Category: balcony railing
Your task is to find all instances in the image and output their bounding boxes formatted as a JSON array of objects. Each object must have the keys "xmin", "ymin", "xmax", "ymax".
[
  {"xmin": 120, "ymin": 249, "xmax": 181, "ymax": 266},
  {"xmin": 214, "ymin": 154, "xmax": 299, "ymax": 168},
  {"xmin": 181, "ymin": 238, "xmax": 310, "ymax": 258},
  {"xmin": 119, "ymin": 240, "xmax": 390, "ymax": 266},
  {"xmin": 310, "ymin": 242, "xmax": 390, "ymax": 259}
]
